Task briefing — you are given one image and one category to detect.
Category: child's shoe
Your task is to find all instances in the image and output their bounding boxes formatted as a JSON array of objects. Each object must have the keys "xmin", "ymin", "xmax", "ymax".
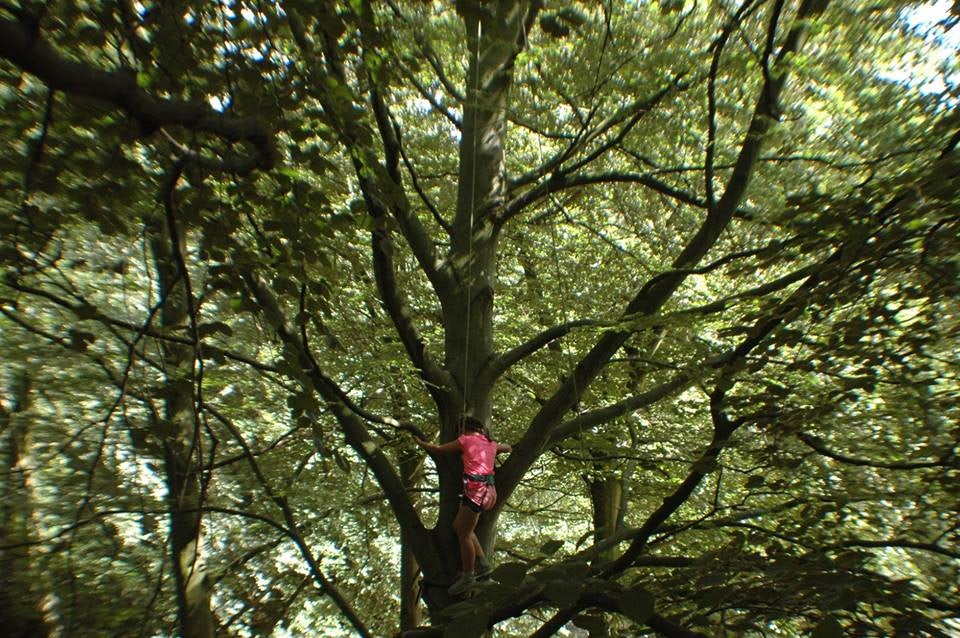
[
  {"xmin": 448, "ymin": 571, "xmax": 476, "ymax": 595},
  {"xmin": 475, "ymin": 556, "xmax": 492, "ymax": 580}
]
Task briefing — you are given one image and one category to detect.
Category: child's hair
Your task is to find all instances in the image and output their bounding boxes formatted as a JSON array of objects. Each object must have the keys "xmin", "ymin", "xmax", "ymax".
[{"xmin": 459, "ymin": 415, "xmax": 492, "ymax": 441}]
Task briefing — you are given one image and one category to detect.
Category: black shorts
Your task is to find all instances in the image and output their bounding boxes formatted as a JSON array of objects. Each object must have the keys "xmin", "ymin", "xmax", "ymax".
[{"xmin": 461, "ymin": 494, "xmax": 483, "ymax": 513}]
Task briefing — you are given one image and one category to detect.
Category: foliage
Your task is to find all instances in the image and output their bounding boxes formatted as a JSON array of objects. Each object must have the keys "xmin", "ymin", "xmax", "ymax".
[{"xmin": 0, "ymin": 0, "xmax": 957, "ymax": 637}]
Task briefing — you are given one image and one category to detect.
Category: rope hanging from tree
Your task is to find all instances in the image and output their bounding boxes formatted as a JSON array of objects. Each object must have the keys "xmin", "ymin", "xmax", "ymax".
[{"xmin": 461, "ymin": 16, "xmax": 482, "ymax": 416}]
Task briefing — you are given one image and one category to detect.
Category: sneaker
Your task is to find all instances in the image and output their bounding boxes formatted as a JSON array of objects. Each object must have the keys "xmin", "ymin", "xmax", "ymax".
[
  {"xmin": 448, "ymin": 571, "xmax": 476, "ymax": 596},
  {"xmin": 475, "ymin": 556, "xmax": 492, "ymax": 580}
]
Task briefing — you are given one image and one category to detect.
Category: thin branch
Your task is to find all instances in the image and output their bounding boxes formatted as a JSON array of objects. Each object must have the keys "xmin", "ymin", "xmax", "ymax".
[
  {"xmin": 22, "ymin": 86, "xmax": 54, "ymax": 194},
  {"xmin": 548, "ymin": 374, "xmax": 694, "ymax": 446},
  {"xmin": 798, "ymin": 433, "xmax": 952, "ymax": 470},
  {"xmin": 367, "ymin": 73, "xmax": 454, "ymax": 291},
  {"xmin": 0, "ymin": 506, "xmax": 290, "ymax": 551},
  {"xmin": 503, "ymin": 169, "xmax": 705, "ymax": 225},
  {"xmin": 398, "ymin": 64, "xmax": 461, "ymax": 128},
  {"xmin": 422, "ymin": 42, "xmax": 464, "ymax": 103},
  {"xmin": 395, "ymin": 117, "xmax": 453, "ymax": 233},
  {"xmin": 485, "ymin": 318, "xmax": 599, "ymax": 381},
  {"xmin": 833, "ymin": 539, "xmax": 960, "ymax": 561},
  {"xmin": 508, "ymin": 80, "xmax": 680, "ymax": 192},
  {"xmin": 1, "ymin": 279, "xmax": 278, "ymax": 373},
  {"xmin": 205, "ymin": 404, "xmax": 372, "ymax": 637}
]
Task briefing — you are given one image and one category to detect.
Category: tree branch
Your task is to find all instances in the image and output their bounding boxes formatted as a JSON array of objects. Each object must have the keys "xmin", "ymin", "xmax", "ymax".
[
  {"xmin": 705, "ymin": 0, "xmax": 766, "ymax": 211},
  {"xmin": 798, "ymin": 433, "xmax": 953, "ymax": 470},
  {"xmin": 548, "ymin": 375, "xmax": 694, "ymax": 446},
  {"xmin": 833, "ymin": 539, "xmax": 960, "ymax": 561},
  {"xmin": 1, "ymin": 279, "xmax": 278, "ymax": 373},
  {"xmin": 398, "ymin": 63, "xmax": 461, "ymax": 128},
  {"xmin": 205, "ymin": 405, "xmax": 372, "ymax": 637},
  {"xmin": 239, "ymin": 268, "xmax": 442, "ymax": 577},
  {"xmin": 503, "ymin": 170, "xmax": 705, "ymax": 222},
  {"xmin": 485, "ymin": 318, "xmax": 598, "ymax": 381},
  {"xmin": 367, "ymin": 75, "xmax": 455, "ymax": 295},
  {"xmin": 507, "ymin": 81, "xmax": 680, "ymax": 193},
  {"xmin": 496, "ymin": 0, "xmax": 829, "ymax": 504},
  {"xmin": 0, "ymin": 18, "xmax": 276, "ymax": 174}
]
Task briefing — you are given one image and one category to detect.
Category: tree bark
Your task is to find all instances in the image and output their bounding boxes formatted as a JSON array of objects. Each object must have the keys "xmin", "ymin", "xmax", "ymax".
[
  {"xmin": 149, "ymin": 219, "xmax": 215, "ymax": 638},
  {"xmin": 589, "ymin": 476, "xmax": 623, "ymax": 564},
  {"xmin": 423, "ymin": 2, "xmax": 541, "ymax": 613},
  {"xmin": 0, "ymin": 372, "xmax": 55, "ymax": 638},
  {"xmin": 399, "ymin": 447, "xmax": 423, "ymax": 631}
]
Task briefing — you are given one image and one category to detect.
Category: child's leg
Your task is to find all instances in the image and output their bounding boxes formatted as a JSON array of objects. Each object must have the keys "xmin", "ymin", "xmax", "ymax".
[
  {"xmin": 452, "ymin": 504, "xmax": 481, "ymax": 572},
  {"xmin": 470, "ymin": 533, "xmax": 484, "ymax": 563}
]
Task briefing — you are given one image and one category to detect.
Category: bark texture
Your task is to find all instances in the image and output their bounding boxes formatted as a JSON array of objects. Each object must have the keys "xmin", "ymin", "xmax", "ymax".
[
  {"xmin": 149, "ymin": 219, "xmax": 215, "ymax": 638},
  {"xmin": 0, "ymin": 373, "xmax": 54, "ymax": 638}
]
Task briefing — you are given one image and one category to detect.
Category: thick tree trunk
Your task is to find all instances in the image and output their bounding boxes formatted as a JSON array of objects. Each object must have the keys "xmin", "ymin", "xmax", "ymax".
[
  {"xmin": 589, "ymin": 476, "xmax": 623, "ymax": 562},
  {"xmin": 399, "ymin": 448, "xmax": 423, "ymax": 630},
  {"xmin": 580, "ymin": 474, "xmax": 627, "ymax": 637},
  {"xmin": 150, "ymin": 223, "xmax": 215, "ymax": 638},
  {"xmin": 0, "ymin": 372, "xmax": 55, "ymax": 638},
  {"xmin": 422, "ymin": 3, "xmax": 538, "ymax": 616}
]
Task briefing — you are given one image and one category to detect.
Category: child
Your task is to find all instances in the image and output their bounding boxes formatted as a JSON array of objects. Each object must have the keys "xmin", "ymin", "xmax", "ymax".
[{"xmin": 415, "ymin": 415, "xmax": 512, "ymax": 595}]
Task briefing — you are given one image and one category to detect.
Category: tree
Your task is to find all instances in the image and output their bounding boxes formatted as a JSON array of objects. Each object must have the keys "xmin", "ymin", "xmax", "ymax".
[{"xmin": 1, "ymin": 0, "xmax": 957, "ymax": 636}]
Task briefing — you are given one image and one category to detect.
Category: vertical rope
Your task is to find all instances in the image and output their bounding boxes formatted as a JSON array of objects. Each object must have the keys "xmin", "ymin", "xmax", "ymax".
[{"xmin": 462, "ymin": 17, "xmax": 482, "ymax": 416}]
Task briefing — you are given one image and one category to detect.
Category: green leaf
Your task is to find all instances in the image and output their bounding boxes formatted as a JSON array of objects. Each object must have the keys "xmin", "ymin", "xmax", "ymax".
[
  {"xmin": 442, "ymin": 608, "xmax": 487, "ymax": 638},
  {"xmin": 540, "ymin": 13, "xmax": 571, "ymax": 37},
  {"xmin": 572, "ymin": 613, "xmax": 608, "ymax": 635},
  {"xmin": 556, "ymin": 7, "xmax": 588, "ymax": 27},
  {"xmin": 617, "ymin": 585, "xmax": 654, "ymax": 623},
  {"xmin": 490, "ymin": 562, "xmax": 528, "ymax": 587},
  {"xmin": 544, "ymin": 579, "xmax": 581, "ymax": 607},
  {"xmin": 540, "ymin": 539, "xmax": 564, "ymax": 555},
  {"xmin": 74, "ymin": 304, "xmax": 98, "ymax": 320},
  {"xmin": 333, "ymin": 450, "xmax": 350, "ymax": 474},
  {"xmin": 539, "ymin": 561, "xmax": 589, "ymax": 581},
  {"xmin": 198, "ymin": 321, "xmax": 234, "ymax": 338},
  {"xmin": 811, "ymin": 616, "xmax": 845, "ymax": 638},
  {"xmin": 204, "ymin": 346, "xmax": 227, "ymax": 364}
]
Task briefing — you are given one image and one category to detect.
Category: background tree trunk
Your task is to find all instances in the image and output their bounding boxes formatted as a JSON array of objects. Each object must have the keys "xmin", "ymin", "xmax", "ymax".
[
  {"xmin": 399, "ymin": 447, "xmax": 424, "ymax": 630},
  {"xmin": 579, "ymin": 472, "xmax": 627, "ymax": 637},
  {"xmin": 0, "ymin": 372, "xmax": 55, "ymax": 638},
  {"xmin": 149, "ymin": 220, "xmax": 215, "ymax": 638}
]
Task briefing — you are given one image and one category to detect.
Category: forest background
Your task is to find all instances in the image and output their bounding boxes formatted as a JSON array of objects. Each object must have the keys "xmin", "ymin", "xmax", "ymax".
[{"xmin": 0, "ymin": 0, "xmax": 958, "ymax": 637}]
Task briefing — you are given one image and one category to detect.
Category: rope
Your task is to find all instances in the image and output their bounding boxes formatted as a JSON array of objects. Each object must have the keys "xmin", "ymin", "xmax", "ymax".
[{"xmin": 462, "ymin": 16, "xmax": 482, "ymax": 416}]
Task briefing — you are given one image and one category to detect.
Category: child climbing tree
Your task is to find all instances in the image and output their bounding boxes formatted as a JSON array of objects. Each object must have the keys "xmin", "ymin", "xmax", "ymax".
[{"xmin": 1, "ymin": 1, "xmax": 957, "ymax": 636}]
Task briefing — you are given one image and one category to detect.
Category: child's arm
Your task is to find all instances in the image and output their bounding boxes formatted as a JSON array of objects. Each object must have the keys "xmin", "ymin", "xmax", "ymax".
[
  {"xmin": 496, "ymin": 441, "xmax": 512, "ymax": 453},
  {"xmin": 415, "ymin": 437, "xmax": 462, "ymax": 456}
]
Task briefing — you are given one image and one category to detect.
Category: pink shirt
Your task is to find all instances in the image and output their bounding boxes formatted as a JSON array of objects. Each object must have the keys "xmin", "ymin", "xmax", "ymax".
[{"xmin": 458, "ymin": 432, "xmax": 497, "ymax": 476}]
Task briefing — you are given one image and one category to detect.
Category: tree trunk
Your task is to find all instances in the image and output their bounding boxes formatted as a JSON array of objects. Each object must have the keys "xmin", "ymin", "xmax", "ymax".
[
  {"xmin": 578, "ymin": 473, "xmax": 627, "ymax": 637},
  {"xmin": 399, "ymin": 448, "xmax": 423, "ymax": 631},
  {"xmin": 0, "ymin": 372, "xmax": 55, "ymax": 638},
  {"xmin": 421, "ymin": 3, "xmax": 538, "ymax": 616},
  {"xmin": 150, "ymin": 220, "xmax": 215, "ymax": 638},
  {"xmin": 589, "ymin": 476, "xmax": 623, "ymax": 562}
]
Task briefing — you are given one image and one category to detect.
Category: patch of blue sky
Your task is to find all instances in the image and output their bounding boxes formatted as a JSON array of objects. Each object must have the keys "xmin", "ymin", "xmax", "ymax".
[{"xmin": 890, "ymin": 1, "xmax": 959, "ymax": 97}]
